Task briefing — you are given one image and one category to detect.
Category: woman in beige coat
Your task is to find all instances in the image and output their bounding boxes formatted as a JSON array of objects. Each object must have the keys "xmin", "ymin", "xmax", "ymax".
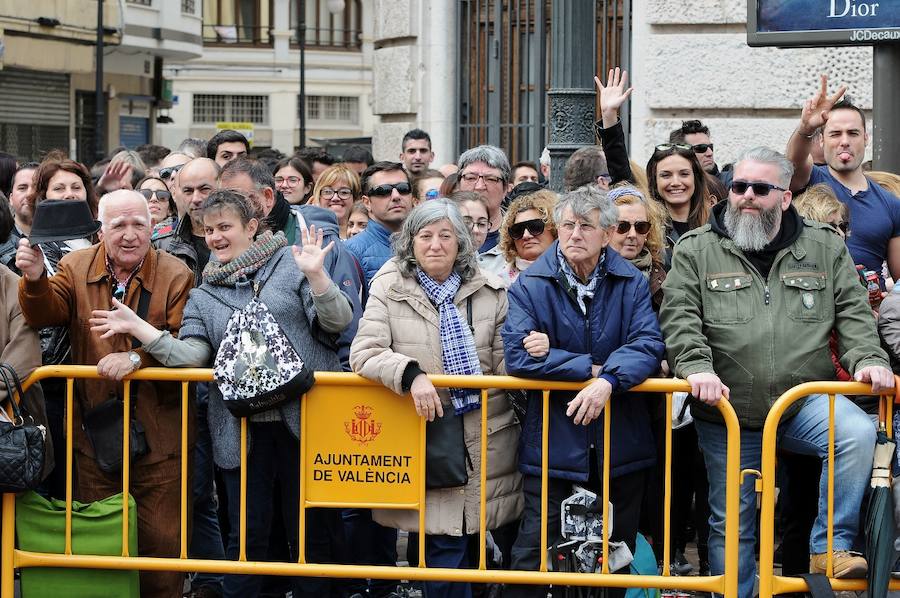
[{"xmin": 350, "ymin": 199, "xmax": 522, "ymax": 598}]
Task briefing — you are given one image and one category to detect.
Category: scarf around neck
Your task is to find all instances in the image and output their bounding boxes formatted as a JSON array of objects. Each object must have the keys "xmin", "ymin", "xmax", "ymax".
[
  {"xmin": 558, "ymin": 245, "xmax": 604, "ymax": 315},
  {"xmin": 202, "ymin": 230, "xmax": 287, "ymax": 286},
  {"xmin": 416, "ymin": 269, "xmax": 483, "ymax": 414},
  {"xmin": 629, "ymin": 247, "xmax": 653, "ymax": 280}
]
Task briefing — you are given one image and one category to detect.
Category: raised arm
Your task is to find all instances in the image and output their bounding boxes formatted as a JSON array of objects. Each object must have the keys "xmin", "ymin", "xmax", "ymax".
[
  {"xmin": 786, "ymin": 74, "xmax": 847, "ymax": 192},
  {"xmin": 594, "ymin": 67, "xmax": 635, "ymax": 185}
]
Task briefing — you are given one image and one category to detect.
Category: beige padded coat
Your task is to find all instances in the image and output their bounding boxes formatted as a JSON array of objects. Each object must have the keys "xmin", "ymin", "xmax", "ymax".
[{"xmin": 350, "ymin": 259, "xmax": 523, "ymax": 536}]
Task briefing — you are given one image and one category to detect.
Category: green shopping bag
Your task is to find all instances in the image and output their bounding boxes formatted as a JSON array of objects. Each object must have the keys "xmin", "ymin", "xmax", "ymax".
[{"xmin": 15, "ymin": 490, "xmax": 140, "ymax": 598}]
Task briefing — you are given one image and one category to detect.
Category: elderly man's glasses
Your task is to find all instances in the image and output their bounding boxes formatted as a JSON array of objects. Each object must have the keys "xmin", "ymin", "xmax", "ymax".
[
  {"xmin": 320, "ymin": 187, "xmax": 354, "ymax": 200},
  {"xmin": 509, "ymin": 219, "xmax": 546, "ymax": 240},
  {"xmin": 730, "ymin": 180, "xmax": 786, "ymax": 196},
  {"xmin": 460, "ymin": 172, "xmax": 504, "ymax": 185},
  {"xmin": 367, "ymin": 182, "xmax": 412, "ymax": 197},
  {"xmin": 158, "ymin": 164, "xmax": 184, "ymax": 180},
  {"xmin": 139, "ymin": 189, "xmax": 172, "ymax": 203},
  {"xmin": 112, "ymin": 282, "xmax": 127, "ymax": 302},
  {"xmin": 616, "ymin": 220, "xmax": 651, "ymax": 235}
]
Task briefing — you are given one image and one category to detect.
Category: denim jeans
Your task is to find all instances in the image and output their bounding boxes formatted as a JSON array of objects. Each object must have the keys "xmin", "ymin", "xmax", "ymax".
[
  {"xmin": 221, "ymin": 421, "xmax": 337, "ymax": 598},
  {"xmin": 424, "ymin": 534, "xmax": 470, "ymax": 598},
  {"xmin": 190, "ymin": 388, "xmax": 225, "ymax": 591},
  {"xmin": 695, "ymin": 393, "xmax": 876, "ymax": 598}
]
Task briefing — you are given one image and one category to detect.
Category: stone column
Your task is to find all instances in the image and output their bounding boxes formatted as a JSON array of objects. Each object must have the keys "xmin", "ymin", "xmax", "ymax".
[{"xmin": 547, "ymin": 0, "xmax": 596, "ymax": 193}]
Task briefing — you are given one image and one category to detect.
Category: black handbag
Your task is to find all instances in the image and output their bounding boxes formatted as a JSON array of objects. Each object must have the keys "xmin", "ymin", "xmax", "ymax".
[
  {"xmin": 424, "ymin": 297, "xmax": 474, "ymax": 490},
  {"xmin": 80, "ymin": 394, "xmax": 149, "ymax": 474},
  {"xmin": 78, "ymin": 285, "xmax": 151, "ymax": 475},
  {"xmin": 0, "ymin": 363, "xmax": 47, "ymax": 493}
]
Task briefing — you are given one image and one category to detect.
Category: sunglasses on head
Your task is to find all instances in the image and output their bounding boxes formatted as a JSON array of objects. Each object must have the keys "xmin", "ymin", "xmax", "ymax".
[
  {"xmin": 616, "ymin": 220, "xmax": 651, "ymax": 235},
  {"xmin": 730, "ymin": 180, "xmax": 786, "ymax": 196},
  {"xmin": 509, "ymin": 218, "xmax": 546, "ymax": 240},
  {"xmin": 158, "ymin": 164, "xmax": 184, "ymax": 180},
  {"xmin": 833, "ymin": 220, "xmax": 851, "ymax": 235},
  {"xmin": 367, "ymin": 182, "xmax": 412, "ymax": 197},
  {"xmin": 691, "ymin": 143, "xmax": 714, "ymax": 153},
  {"xmin": 139, "ymin": 188, "xmax": 172, "ymax": 202},
  {"xmin": 654, "ymin": 143, "xmax": 693, "ymax": 153}
]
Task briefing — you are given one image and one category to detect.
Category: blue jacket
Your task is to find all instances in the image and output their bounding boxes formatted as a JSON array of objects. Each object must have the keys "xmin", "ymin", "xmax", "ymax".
[
  {"xmin": 345, "ymin": 219, "xmax": 393, "ymax": 285},
  {"xmin": 502, "ymin": 243, "xmax": 664, "ymax": 481},
  {"xmin": 290, "ymin": 204, "xmax": 364, "ymax": 370}
]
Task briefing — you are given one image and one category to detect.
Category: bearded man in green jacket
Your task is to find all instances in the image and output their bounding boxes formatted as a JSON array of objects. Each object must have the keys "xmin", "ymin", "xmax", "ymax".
[{"xmin": 660, "ymin": 146, "xmax": 893, "ymax": 598}]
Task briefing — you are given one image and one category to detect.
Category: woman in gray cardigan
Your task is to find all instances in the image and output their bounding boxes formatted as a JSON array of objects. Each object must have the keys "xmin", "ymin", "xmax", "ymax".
[{"xmin": 90, "ymin": 189, "xmax": 352, "ymax": 598}]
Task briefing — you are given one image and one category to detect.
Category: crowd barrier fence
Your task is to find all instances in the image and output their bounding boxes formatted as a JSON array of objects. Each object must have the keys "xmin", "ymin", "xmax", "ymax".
[
  {"xmin": 758, "ymin": 380, "xmax": 900, "ymax": 598},
  {"xmin": 0, "ymin": 365, "xmax": 747, "ymax": 597}
]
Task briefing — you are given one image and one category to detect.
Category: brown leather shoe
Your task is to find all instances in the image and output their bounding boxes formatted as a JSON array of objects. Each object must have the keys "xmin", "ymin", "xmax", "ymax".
[{"xmin": 809, "ymin": 551, "xmax": 868, "ymax": 578}]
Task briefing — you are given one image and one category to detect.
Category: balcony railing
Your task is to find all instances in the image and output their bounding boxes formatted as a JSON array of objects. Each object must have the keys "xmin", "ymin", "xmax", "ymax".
[{"xmin": 202, "ymin": 24, "xmax": 360, "ymax": 50}]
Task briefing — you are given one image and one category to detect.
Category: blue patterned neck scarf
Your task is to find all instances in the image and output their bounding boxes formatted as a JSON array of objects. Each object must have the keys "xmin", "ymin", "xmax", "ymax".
[
  {"xmin": 558, "ymin": 245, "xmax": 604, "ymax": 315},
  {"xmin": 416, "ymin": 269, "xmax": 483, "ymax": 414}
]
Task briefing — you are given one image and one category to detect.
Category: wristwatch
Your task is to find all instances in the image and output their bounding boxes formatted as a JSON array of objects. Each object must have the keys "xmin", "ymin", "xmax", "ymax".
[{"xmin": 127, "ymin": 351, "xmax": 141, "ymax": 371}]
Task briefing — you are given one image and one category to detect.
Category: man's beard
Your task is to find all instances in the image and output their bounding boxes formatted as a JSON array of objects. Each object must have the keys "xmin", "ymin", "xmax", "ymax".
[{"xmin": 723, "ymin": 200, "xmax": 782, "ymax": 252}]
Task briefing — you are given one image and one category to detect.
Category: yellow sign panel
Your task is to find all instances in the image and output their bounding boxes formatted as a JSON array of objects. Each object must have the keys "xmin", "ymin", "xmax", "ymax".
[
  {"xmin": 215, "ymin": 121, "xmax": 254, "ymax": 148},
  {"xmin": 302, "ymin": 382, "xmax": 422, "ymax": 507}
]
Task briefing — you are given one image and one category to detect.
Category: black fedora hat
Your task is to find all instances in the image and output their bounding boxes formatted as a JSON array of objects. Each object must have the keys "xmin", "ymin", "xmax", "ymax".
[{"xmin": 28, "ymin": 200, "xmax": 101, "ymax": 245}]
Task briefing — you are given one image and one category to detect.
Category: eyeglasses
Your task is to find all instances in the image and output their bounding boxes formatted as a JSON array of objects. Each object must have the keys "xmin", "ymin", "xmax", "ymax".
[
  {"xmin": 691, "ymin": 143, "xmax": 714, "ymax": 153},
  {"xmin": 158, "ymin": 164, "xmax": 184, "ymax": 180},
  {"xmin": 463, "ymin": 216, "xmax": 490, "ymax": 232},
  {"xmin": 616, "ymin": 220, "xmax": 651, "ymax": 235},
  {"xmin": 320, "ymin": 187, "xmax": 354, "ymax": 200},
  {"xmin": 460, "ymin": 172, "xmax": 504, "ymax": 186},
  {"xmin": 367, "ymin": 182, "xmax": 412, "ymax": 197},
  {"xmin": 509, "ymin": 218, "xmax": 546, "ymax": 240},
  {"xmin": 275, "ymin": 176, "xmax": 302, "ymax": 186},
  {"xmin": 730, "ymin": 180, "xmax": 787, "ymax": 196},
  {"xmin": 139, "ymin": 188, "xmax": 172, "ymax": 203},
  {"xmin": 831, "ymin": 220, "xmax": 851, "ymax": 235},
  {"xmin": 112, "ymin": 282, "xmax": 127, "ymax": 302},
  {"xmin": 654, "ymin": 143, "xmax": 693, "ymax": 153}
]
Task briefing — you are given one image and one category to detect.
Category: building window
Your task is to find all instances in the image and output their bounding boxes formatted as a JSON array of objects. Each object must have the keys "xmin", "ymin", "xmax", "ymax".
[
  {"xmin": 194, "ymin": 94, "xmax": 269, "ymax": 125},
  {"xmin": 304, "ymin": 96, "xmax": 359, "ymax": 126},
  {"xmin": 289, "ymin": 0, "xmax": 362, "ymax": 50},
  {"xmin": 127, "ymin": 0, "xmax": 153, "ymax": 5},
  {"xmin": 182, "ymin": 0, "xmax": 196, "ymax": 14},
  {"xmin": 202, "ymin": 0, "xmax": 272, "ymax": 45}
]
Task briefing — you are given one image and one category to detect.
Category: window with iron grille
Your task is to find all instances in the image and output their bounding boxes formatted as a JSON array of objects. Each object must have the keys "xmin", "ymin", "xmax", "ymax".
[
  {"xmin": 126, "ymin": 0, "xmax": 153, "ymax": 5},
  {"xmin": 303, "ymin": 95, "xmax": 359, "ymax": 126},
  {"xmin": 181, "ymin": 0, "xmax": 196, "ymax": 14},
  {"xmin": 193, "ymin": 94, "xmax": 268, "ymax": 125}
]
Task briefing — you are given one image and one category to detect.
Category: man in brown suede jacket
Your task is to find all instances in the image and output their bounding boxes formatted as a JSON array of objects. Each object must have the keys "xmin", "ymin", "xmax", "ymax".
[{"xmin": 16, "ymin": 189, "xmax": 194, "ymax": 598}]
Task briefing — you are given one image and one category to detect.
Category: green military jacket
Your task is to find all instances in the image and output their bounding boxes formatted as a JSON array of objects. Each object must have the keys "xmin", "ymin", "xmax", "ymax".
[{"xmin": 660, "ymin": 216, "xmax": 889, "ymax": 429}]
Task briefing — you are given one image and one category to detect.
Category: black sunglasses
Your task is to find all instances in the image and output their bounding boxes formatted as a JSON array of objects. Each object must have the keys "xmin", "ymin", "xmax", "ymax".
[
  {"xmin": 112, "ymin": 282, "xmax": 127, "ymax": 302},
  {"xmin": 509, "ymin": 218, "xmax": 546, "ymax": 240},
  {"xmin": 139, "ymin": 188, "xmax": 172, "ymax": 201},
  {"xmin": 616, "ymin": 220, "xmax": 651, "ymax": 235},
  {"xmin": 158, "ymin": 164, "xmax": 184, "ymax": 180},
  {"xmin": 730, "ymin": 180, "xmax": 787, "ymax": 196},
  {"xmin": 654, "ymin": 143, "xmax": 693, "ymax": 153},
  {"xmin": 834, "ymin": 221, "xmax": 851, "ymax": 235},
  {"xmin": 367, "ymin": 182, "xmax": 412, "ymax": 197},
  {"xmin": 691, "ymin": 143, "xmax": 714, "ymax": 153}
]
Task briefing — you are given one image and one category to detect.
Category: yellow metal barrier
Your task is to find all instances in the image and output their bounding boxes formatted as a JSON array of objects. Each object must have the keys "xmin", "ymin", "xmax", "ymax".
[
  {"xmin": 1, "ymin": 366, "xmax": 742, "ymax": 598},
  {"xmin": 758, "ymin": 380, "xmax": 898, "ymax": 598}
]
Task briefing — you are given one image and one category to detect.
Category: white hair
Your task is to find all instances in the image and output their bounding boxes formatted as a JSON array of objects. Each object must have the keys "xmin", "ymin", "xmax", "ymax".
[{"xmin": 98, "ymin": 189, "xmax": 151, "ymax": 230}]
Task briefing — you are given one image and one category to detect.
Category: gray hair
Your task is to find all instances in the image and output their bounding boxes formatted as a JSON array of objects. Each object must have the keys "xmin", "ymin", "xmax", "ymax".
[
  {"xmin": 734, "ymin": 147, "xmax": 795, "ymax": 189},
  {"xmin": 553, "ymin": 185, "xmax": 618, "ymax": 228},
  {"xmin": 392, "ymin": 199, "xmax": 479, "ymax": 281},
  {"xmin": 177, "ymin": 138, "xmax": 208, "ymax": 159},
  {"xmin": 98, "ymin": 189, "xmax": 151, "ymax": 229},
  {"xmin": 457, "ymin": 145, "xmax": 511, "ymax": 183}
]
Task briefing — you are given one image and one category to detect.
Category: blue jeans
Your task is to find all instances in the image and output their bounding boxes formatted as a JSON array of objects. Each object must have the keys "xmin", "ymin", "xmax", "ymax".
[
  {"xmin": 221, "ymin": 421, "xmax": 337, "ymax": 598},
  {"xmin": 424, "ymin": 534, "xmax": 470, "ymax": 598},
  {"xmin": 695, "ymin": 393, "xmax": 876, "ymax": 598},
  {"xmin": 190, "ymin": 387, "xmax": 225, "ymax": 591}
]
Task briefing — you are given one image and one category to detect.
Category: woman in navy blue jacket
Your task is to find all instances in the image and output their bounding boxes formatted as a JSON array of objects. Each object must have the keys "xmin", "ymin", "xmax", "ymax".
[{"xmin": 501, "ymin": 186, "xmax": 664, "ymax": 598}]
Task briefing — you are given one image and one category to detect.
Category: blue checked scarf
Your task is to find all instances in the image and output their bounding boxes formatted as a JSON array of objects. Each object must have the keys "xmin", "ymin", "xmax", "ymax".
[
  {"xmin": 558, "ymin": 245, "xmax": 604, "ymax": 315},
  {"xmin": 416, "ymin": 269, "xmax": 483, "ymax": 414}
]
